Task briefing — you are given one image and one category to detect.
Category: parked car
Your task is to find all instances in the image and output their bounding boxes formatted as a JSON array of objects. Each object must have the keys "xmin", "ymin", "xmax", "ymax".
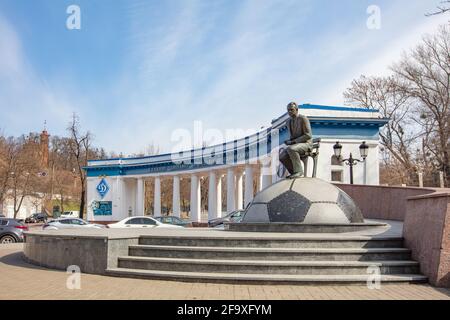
[
  {"xmin": 153, "ymin": 216, "xmax": 192, "ymax": 227},
  {"xmin": 25, "ymin": 213, "xmax": 48, "ymax": 224},
  {"xmin": 42, "ymin": 218, "xmax": 105, "ymax": 230},
  {"xmin": 60, "ymin": 211, "xmax": 80, "ymax": 218},
  {"xmin": 108, "ymin": 216, "xmax": 183, "ymax": 229},
  {"xmin": 208, "ymin": 210, "xmax": 245, "ymax": 227},
  {"xmin": 0, "ymin": 218, "xmax": 28, "ymax": 243}
]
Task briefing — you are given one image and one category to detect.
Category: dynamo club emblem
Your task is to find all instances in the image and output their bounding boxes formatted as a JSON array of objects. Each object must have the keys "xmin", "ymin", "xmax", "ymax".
[{"xmin": 96, "ymin": 178, "xmax": 110, "ymax": 198}]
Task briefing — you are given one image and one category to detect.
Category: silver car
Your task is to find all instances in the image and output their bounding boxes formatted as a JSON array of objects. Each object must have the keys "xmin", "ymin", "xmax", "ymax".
[
  {"xmin": 0, "ymin": 218, "xmax": 28, "ymax": 243},
  {"xmin": 43, "ymin": 218, "xmax": 105, "ymax": 230}
]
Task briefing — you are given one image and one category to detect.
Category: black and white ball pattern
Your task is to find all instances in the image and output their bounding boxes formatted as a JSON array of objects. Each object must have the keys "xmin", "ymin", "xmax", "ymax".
[{"xmin": 242, "ymin": 178, "xmax": 364, "ymax": 224}]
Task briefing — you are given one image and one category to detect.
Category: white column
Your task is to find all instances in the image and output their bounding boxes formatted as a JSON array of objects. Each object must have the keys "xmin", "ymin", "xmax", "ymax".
[
  {"xmin": 135, "ymin": 178, "xmax": 144, "ymax": 215},
  {"xmin": 172, "ymin": 175, "xmax": 180, "ymax": 218},
  {"xmin": 258, "ymin": 170, "xmax": 263, "ymax": 192},
  {"xmin": 115, "ymin": 177, "xmax": 125, "ymax": 219},
  {"xmin": 235, "ymin": 170, "xmax": 243, "ymax": 210},
  {"xmin": 271, "ymin": 148, "xmax": 279, "ymax": 183},
  {"xmin": 260, "ymin": 157, "xmax": 272, "ymax": 190},
  {"xmin": 190, "ymin": 174, "xmax": 201, "ymax": 222},
  {"xmin": 418, "ymin": 172, "xmax": 423, "ymax": 188},
  {"xmin": 216, "ymin": 175, "xmax": 222, "ymax": 218},
  {"xmin": 244, "ymin": 165, "xmax": 254, "ymax": 207},
  {"xmin": 226, "ymin": 168, "xmax": 236, "ymax": 213},
  {"xmin": 208, "ymin": 171, "xmax": 217, "ymax": 220},
  {"xmin": 439, "ymin": 171, "xmax": 444, "ymax": 188},
  {"xmin": 154, "ymin": 176, "xmax": 161, "ymax": 216}
]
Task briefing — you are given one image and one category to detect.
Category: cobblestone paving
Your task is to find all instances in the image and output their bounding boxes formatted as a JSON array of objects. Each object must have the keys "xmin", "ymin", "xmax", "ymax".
[{"xmin": 1, "ymin": 244, "xmax": 449, "ymax": 300}]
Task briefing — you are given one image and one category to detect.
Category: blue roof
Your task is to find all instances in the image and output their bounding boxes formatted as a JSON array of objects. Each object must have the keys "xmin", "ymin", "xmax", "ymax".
[
  {"xmin": 86, "ymin": 104, "xmax": 386, "ymax": 167},
  {"xmin": 300, "ymin": 104, "xmax": 378, "ymax": 113}
]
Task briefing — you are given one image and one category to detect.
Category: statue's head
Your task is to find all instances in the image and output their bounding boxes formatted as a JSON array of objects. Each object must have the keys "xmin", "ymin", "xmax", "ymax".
[{"xmin": 286, "ymin": 102, "xmax": 298, "ymax": 118}]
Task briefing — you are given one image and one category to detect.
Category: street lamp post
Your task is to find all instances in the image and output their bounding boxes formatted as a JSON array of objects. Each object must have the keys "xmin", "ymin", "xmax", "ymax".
[{"xmin": 333, "ymin": 141, "xmax": 369, "ymax": 185}]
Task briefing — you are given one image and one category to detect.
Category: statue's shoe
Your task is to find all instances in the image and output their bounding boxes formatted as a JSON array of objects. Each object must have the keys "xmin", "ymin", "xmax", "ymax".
[{"xmin": 286, "ymin": 172, "xmax": 303, "ymax": 179}]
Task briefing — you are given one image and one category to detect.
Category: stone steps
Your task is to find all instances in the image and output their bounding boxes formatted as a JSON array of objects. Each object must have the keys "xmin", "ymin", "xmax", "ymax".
[
  {"xmin": 129, "ymin": 244, "xmax": 412, "ymax": 261},
  {"xmin": 107, "ymin": 234, "xmax": 426, "ymax": 284},
  {"xmin": 106, "ymin": 267, "xmax": 428, "ymax": 284},
  {"xmin": 138, "ymin": 235, "xmax": 404, "ymax": 248},
  {"xmin": 117, "ymin": 256, "xmax": 421, "ymax": 275}
]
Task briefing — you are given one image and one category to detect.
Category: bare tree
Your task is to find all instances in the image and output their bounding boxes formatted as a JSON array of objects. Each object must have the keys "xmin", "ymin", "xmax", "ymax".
[
  {"xmin": 53, "ymin": 169, "xmax": 76, "ymax": 214},
  {"xmin": 8, "ymin": 136, "xmax": 41, "ymax": 218},
  {"xmin": 0, "ymin": 136, "xmax": 13, "ymax": 207},
  {"xmin": 144, "ymin": 143, "xmax": 160, "ymax": 156},
  {"xmin": 1, "ymin": 126, "xmax": 110, "ymax": 218},
  {"xmin": 67, "ymin": 114, "xmax": 92, "ymax": 219},
  {"xmin": 426, "ymin": 1, "xmax": 450, "ymax": 16},
  {"xmin": 344, "ymin": 25, "xmax": 450, "ymax": 187},
  {"xmin": 392, "ymin": 25, "xmax": 450, "ymax": 186},
  {"xmin": 344, "ymin": 76, "xmax": 420, "ymax": 183}
]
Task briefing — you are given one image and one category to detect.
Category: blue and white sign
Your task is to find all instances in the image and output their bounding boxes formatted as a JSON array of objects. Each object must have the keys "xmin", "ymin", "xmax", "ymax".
[
  {"xmin": 96, "ymin": 178, "xmax": 109, "ymax": 198},
  {"xmin": 92, "ymin": 200, "xmax": 112, "ymax": 216}
]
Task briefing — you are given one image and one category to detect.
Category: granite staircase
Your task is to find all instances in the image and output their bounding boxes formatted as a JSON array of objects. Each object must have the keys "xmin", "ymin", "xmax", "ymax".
[{"xmin": 106, "ymin": 234, "xmax": 427, "ymax": 284}]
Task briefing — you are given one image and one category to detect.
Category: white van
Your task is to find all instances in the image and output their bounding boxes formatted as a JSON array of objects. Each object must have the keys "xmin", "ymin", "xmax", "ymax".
[{"xmin": 60, "ymin": 211, "xmax": 80, "ymax": 218}]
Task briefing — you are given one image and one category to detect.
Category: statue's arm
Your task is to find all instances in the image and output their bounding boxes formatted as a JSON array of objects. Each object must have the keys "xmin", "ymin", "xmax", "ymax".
[
  {"xmin": 291, "ymin": 116, "xmax": 312, "ymax": 144},
  {"xmin": 284, "ymin": 119, "xmax": 293, "ymax": 145}
]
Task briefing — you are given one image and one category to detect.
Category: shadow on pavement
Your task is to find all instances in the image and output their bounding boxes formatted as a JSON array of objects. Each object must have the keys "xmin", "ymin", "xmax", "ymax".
[{"xmin": 0, "ymin": 250, "xmax": 54, "ymax": 271}]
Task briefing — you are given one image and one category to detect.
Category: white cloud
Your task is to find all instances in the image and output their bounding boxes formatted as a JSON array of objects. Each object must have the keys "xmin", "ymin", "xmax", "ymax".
[
  {"xmin": 1, "ymin": 1, "xmax": 448, "ymax": 157},
  {"xmin": 307, "ymin": 3, "xmax": 450, "ymax": 105},
  {"xmin": 108, "ymin": 1, "xmax": 450, "ymax": 155},
  {"xmin": 0, "ymin": 15, "xmax": 80, "ymax": 139}
]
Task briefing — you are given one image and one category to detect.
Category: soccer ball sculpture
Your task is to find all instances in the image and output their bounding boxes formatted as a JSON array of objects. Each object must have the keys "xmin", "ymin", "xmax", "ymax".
[{"xmin": 242, "ymin": 177, "xmax": 364, "ymax": 224}]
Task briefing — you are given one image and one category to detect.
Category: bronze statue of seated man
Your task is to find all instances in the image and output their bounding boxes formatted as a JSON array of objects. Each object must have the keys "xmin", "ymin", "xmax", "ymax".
[{"xmin": 279, "ymin": 102, "xmax": 313, "ymax": 179}]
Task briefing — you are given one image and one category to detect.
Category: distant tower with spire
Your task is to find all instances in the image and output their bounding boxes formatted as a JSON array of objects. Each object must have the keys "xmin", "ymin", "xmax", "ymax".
[{"xmin": 40, "ymin": 121, "xmax": 50, "ymax": 168}]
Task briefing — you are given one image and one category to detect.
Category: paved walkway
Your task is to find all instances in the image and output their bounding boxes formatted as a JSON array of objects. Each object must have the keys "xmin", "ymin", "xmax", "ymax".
[{"xmin": 0, "ymin": 244, "xmax": 449, "ymax": 300}]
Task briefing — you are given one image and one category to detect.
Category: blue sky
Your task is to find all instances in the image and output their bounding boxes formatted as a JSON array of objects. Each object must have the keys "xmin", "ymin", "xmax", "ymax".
[{"xmin": 0, "ymin": 0, "xmax": 447, "ymax": 155}]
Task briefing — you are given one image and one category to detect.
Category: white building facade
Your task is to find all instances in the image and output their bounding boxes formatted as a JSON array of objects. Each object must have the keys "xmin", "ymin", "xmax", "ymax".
[
  {"xmin": 84, "ymin": 104, "xmax": 388, "ymax": 223},
  {"xmin": 1, "ymin": 194, "xmax": 45, "ymax": 220}
]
